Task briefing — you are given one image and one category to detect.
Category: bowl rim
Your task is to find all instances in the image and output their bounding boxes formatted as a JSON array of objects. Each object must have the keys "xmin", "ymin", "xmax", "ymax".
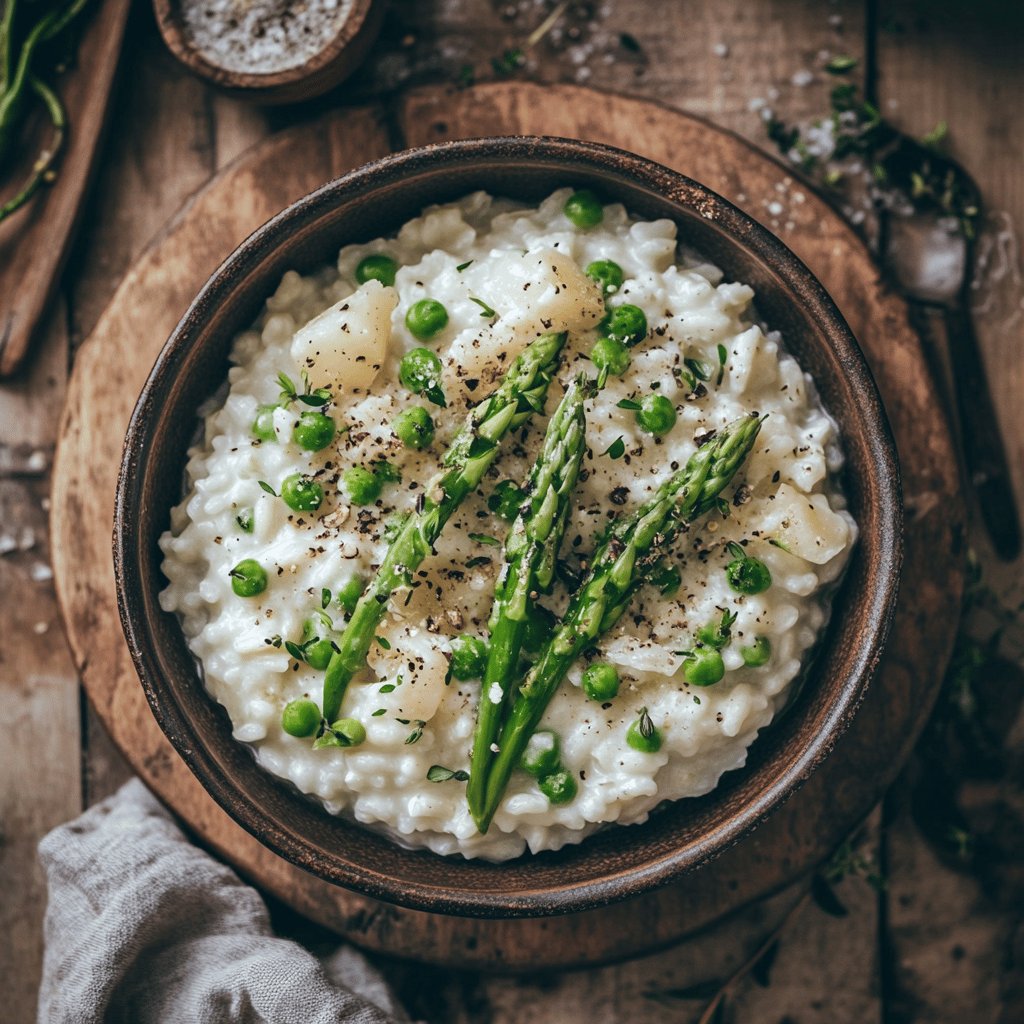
[{"xmin": 114, "ymin": 135, "xmax": 903, "ymax": 917}]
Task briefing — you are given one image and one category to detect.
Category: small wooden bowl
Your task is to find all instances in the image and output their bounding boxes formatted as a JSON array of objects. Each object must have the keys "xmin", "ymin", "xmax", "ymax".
[
  {"xmin": 114, "ymin": 137, "xmax": 903, "ymax": 918},
  {"xmin": 152, "ymin": 0, "xmax": 385, "ymax": 105}
]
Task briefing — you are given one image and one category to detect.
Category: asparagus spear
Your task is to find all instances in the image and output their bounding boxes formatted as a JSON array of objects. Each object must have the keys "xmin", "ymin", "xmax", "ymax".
[
  {"xmin": 466, "ymin": 375, "xmax": 589, "ymax": 821},
  {"xmin": 320, "ymin": 331, "xmax": 567, "ymax": 724},
  {"xmin": 476, "ymin": 413, "xmax": 764, "ymax": 831}
]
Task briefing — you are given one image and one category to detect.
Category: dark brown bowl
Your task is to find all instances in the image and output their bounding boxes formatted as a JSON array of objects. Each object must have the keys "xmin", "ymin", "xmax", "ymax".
[{"xmin": 114, "ymin": 137, "xmax": 902, "ymax": 918}]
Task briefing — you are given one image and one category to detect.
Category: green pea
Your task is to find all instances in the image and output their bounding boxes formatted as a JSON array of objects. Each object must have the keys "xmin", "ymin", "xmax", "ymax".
[
  {"xmin": 399, "ymin": 347, "xmax": 446, "ymax": 407},
  {"xmin": 487, "ymin": 479, "xmax": 527, "ymax": 522},
  {"xmin": 725, "ymin": 544, "xmax": 772, "ymax": 595},
  {"xmin": 635, "ymin": 394, "xmax": 677, "ymax": 437},
  {"xmin": 355, "ymin": 254, "xmax": 398, "ymax": 287},
  {"xmin": 590, "ymin": 335, "xmax": 631, "ymax": 377},
  {"xmin": 696, "ymin": 610, "xmax": 736, "ymax": 650},
  {"xmin": 335, "ymin": 575, "xmax": 364, "ymax": 616},
  {"xmin": 252, "ymin": 403, "xmax": 278, "ymax": 441},
  {"xmin": 229, "ymin": 558, "xmax": 267, "ymax": 598},
  {"xmin": 342, "ymin": 466, "xmax": 381, "ymax": 506},
  {"xmin": 405, "ymin": 298, "xmax": 449, "ymax": 341},
  {"xmin": 281, "ymin": 698, "xmax": 321, "ymax": 738},
  {"xmin": 393, "ymin": 406, "xmax": 435, "ymax": 449},
  {"xmin": 683, "ymin": 648, "xmax": 725, "ymax": 687},
  {"xmin": 302, "ymin": 637, "xmax": 335, "ymax": 671},
  {"xmin": 450, "ymin": 635, "xmax": 488, "ymax": 680},
  {"xmin": 538, "ymin": 768, "xmax": 578, "ymax": 805},
  {"xmin": 564, "ymin": 189, "xmax": 604, "ymax": 229},
  {"xmin": 741, "ymin": 636, "xmax": 772, "ymax": 667},
  {"xmin": 281, "ymin": 473, "xmax": 323, "ymax": 512},
  {"xmin": 330, "ymin": 717, "xmax": 367, "ymax": 747},
  {"xmin": 582, "ymin": 662, "xmax": 620, "ymax": 702},
  {"xmin": 523, "ymin": 604, "xmax": 556, "ymax": 654},
  {"xmin": 292, "ymin": 410, "xmax": 336, "ymax": 452},
  {"xmin": 521, "ymin": 730, "xmax": 561, "ymax": 778},
  {"xmin": 586, "ymin": 259, "xmax": 624, "ymax": 295},
  {"xmin": 373, "ymin": 460, "xmax": 401, "ymax": 484},
  {"xmin": 601, "ymin": 303, "xmax": 648, "ymax": 347},
  {"xmin": 626, "ymin": 709, "xmax": 662, "ymax": 753}
]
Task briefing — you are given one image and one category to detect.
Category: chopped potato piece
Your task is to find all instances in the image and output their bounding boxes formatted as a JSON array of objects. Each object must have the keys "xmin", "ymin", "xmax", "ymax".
[
  {"xmin": 756, "ymin": 483, "xmax": 851, "ymax": 564},
  {"xmin": 291, "ymin": 279, "xmax": 397, "ymax": 392},
  {"xmin": 367, "ymin": 624, "xmax": 451, "ymax": 722},
  {"xmin": 450, "ymin": 248, "xmax": 604, "ymax": 385}
]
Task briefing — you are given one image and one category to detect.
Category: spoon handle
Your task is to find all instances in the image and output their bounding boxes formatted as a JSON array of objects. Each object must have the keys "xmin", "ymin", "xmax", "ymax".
[{"xmin": 940, "ymin": 301, "xmax": 1022, "ymax": 560}]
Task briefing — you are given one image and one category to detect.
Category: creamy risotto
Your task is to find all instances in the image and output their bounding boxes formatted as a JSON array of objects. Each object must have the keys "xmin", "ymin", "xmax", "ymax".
[{"xmin": 159, "ymin": 189, "xmax": 855, "ymax": 861}]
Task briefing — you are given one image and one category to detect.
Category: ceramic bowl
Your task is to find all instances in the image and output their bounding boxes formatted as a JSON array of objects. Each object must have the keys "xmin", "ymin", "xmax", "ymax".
[
  {"xmin": 152, "ymin": 0, "xmax": 385, "ymax": 105},
  {"xmin": 114, "ymin": 137, "xmax": 902, "ymax": 917}
]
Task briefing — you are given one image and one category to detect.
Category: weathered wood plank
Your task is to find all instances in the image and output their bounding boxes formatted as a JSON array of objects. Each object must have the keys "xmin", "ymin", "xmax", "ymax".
[
  {"xmin": 67, "ymin": 20, "xmax": 219, "ymax": 347},
  {"xmin": 876, "ymin": 8, "xmax": 1024, "ymax": 1022},
  {"xmin": 0, "ymin": 314, "xmax": 78, "ymax": 1024},
  {"xmin": 353, "ymin": 0, "xmax": 866, "ymax": 144},
  {"xmin": 876, "ymin": 0, "xmax": 1024, "ymax": 522},
  {"xmin": 380, "ymin": 816, "xmax": 883, "ymax": 1024}
]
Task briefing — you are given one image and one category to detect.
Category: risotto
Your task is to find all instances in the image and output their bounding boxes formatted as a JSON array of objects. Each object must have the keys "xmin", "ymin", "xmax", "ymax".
[{"xmin": 159, "ymin": 188, "xmax": 855, "ymax": 861}]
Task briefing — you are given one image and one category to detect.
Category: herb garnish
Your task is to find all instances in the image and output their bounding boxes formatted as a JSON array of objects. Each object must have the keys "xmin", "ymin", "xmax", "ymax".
[
  {"xmin": 321, "ymin": 588, "xmax": 332, "ymax": 609},
  {"xmin": 405, "ymin": 721, "xmax": 426, "ymax": 745},
  {"xmin": 278, "ymin": 370, "xmax": 331, "ymax": 408},
  {"xmin": 466, "ymin": 555, "xmax": 492, "ymax": 569},
  {"xmin": 257, "ymin": 481, "xmax": 277, "ymax": 496},
  {"xmin": 716, "ymin": 344, "xmax": 728, "ymax": 386},
  {"xmin": 284, "ymin": 640, "xmax": 308, "ymax": 662},
  {"xmin": 456, "ymin": 260, "xmax": 474, "ymax": 272},
  {"xmin": 602, "ymin": 436, "xmax": 626, "ymax": 460},
  {"xmin": 637, "ymin": 706, "xmax": 655, "ymax": 740},
  {"xmin": 427, "ymin": 765, "xmax": 471, "ymax": 783},
  {"xmin": 470, "ymin": 296, "xmax": 496, "ymax": 318},
  {"xmin": 468, "ymin": 532, "xmax": 501, "ymax": 546},
  {"xmin": 236, "ymin": 508, "xmax": 254, "ymax": 533},
  {"xmin": 616, "ymin": 398, "xmax": 642, "ymax": 411},
  {"xmin": 684, "ymin": 357, "xmax": 713, "ymax": 382}
]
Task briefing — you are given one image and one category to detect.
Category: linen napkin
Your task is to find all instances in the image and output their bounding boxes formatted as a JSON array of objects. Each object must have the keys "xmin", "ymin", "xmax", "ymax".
[{"xmin": 37, "ymin": 779, "xmax": 408, "ymax": 1024}]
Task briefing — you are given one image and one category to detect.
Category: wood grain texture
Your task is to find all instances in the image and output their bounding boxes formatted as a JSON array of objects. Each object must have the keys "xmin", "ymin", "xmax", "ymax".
[
  {"xmin": 875, "ymin": 6, "xmax": 1024, "ymax": 1019},
  {"xmin": 0, "ymin": 315, "xmax": 78, "ymax": 1022},
  {"xmin": 0, "ymin": 0, "xmax": 131, "ymax": 377},
  {"xmin": 876, "ymin": 0, "xmax": 1024, "ymax": 570},
  {"xmin": 49, "ymin": 83, "xmax": 964, "ymax": 969}
]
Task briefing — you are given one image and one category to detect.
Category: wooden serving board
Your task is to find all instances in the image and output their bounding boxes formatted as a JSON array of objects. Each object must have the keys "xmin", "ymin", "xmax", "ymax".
[{"xmin": 51, "ymin": 83, "xmax": 964, "ymax": 970}]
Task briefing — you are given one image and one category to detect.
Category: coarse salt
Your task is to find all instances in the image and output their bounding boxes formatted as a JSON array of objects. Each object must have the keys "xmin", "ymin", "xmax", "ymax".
[{"xmin": 181, "ymin": 0, "xmax": 354, "ymax": 75}]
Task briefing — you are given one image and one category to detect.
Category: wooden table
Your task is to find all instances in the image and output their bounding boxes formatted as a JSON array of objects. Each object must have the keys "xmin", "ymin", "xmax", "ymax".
[{"xmin": 2, "ymin": 2, "xmax": 1022, "ymax": 1021}]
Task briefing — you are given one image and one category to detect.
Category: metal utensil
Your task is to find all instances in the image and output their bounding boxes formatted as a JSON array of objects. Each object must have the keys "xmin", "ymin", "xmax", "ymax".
[{"xmin": 879, "ymin": 137, "xmax": 1021, "ymax": 560}]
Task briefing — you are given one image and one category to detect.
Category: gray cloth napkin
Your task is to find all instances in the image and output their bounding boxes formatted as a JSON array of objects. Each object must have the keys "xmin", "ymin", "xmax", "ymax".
[{"xmin": 37, "ymin": 779, "xmax": 408, "ymax": 1024}]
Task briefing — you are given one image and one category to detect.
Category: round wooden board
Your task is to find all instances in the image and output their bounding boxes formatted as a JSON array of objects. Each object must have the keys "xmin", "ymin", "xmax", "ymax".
[{"xmin": 51, "ymin": 83, "xmax": 965, "ymax": 971}]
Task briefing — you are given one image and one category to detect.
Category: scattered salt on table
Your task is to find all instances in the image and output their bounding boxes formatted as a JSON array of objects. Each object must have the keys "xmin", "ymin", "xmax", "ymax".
[{"xmin": 180, "ymin": 0, "xmax": 355, "ymax": 75}]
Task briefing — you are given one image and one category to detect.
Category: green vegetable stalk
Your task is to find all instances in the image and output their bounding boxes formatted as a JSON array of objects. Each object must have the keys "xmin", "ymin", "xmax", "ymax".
[
  {"xmin": 466, "ymin": 375, "xmax": 589, "ymax": 823},
  {"xmin": 475, "ymin": 413, "xmax": 764, "ymax": 832},
  {"xmin": 320, "ymin": 331, "xmax": 567, "ymax": 723},
  {"xmin": 0, "ymin": 0, "xmax": 91, "ymax": 223}
]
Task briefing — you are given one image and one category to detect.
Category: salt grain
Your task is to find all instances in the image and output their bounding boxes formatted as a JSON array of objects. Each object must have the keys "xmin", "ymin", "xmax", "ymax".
[{"xmin": 181, "ymin": 0, "xmax": 355, "ymax": 75}]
